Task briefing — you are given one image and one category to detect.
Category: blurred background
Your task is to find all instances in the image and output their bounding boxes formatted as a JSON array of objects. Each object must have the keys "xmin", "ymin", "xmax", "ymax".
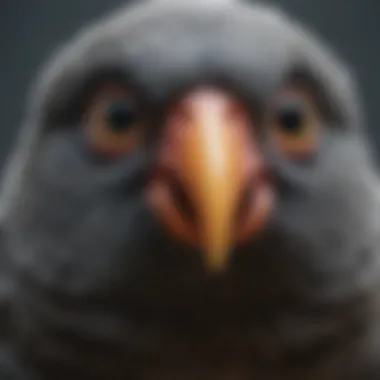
[{"xmin": 0, "ymin": 0, "xmax": 379, "ymax": 169}]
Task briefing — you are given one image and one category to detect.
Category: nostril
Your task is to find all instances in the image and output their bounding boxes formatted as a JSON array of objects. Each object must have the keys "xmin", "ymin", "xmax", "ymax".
[
  {"xmin": 153, "ymin": 166, "xmax": 197, "ymax": 226},
  {"xmin": 168, "ymin": 175, "xmax": 197, "ymax": 225},
  {"xmin": 235, "ymin": 180, "xmax": 255, "ymax": 226},
  {"xmin": 235, "ymin": 170, "xmax": 271, "ymax": 228}
]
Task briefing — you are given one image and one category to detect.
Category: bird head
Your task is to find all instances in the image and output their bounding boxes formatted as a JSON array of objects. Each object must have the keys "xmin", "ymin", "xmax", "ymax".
[{"xmin": 2, "ymin": 0, "xmax": 380, "ymax": 305}]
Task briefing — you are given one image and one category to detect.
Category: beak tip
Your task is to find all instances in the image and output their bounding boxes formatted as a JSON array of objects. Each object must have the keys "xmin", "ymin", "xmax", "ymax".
[{"xmin": 202, "ymin": 245, "xmax": 231, "ymax": 274}]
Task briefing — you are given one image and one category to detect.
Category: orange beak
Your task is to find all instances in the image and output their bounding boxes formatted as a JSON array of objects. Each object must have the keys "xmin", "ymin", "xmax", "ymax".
[{"xmin": 148, "ymin": 87, "xmax": 273, "ymax": 272}]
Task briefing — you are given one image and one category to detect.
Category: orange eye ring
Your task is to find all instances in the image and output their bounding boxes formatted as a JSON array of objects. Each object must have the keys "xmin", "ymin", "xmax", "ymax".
[
  {"xmin": 269, "ymin": 87, "xmax": 321, "ymax": 159},
  {"xmin": 83, "ymin": 83, "xmax": 140, "ymax": 159}
]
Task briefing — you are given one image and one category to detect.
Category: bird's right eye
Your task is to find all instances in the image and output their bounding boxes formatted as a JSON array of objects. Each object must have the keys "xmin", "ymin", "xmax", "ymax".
[{"xmin": 83, "ymin": 83, "xmax": 140, "ymax": 159}]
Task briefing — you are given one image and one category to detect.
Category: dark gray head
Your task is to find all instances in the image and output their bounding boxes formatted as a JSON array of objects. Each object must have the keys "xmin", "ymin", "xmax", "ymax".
[{"xmin": 1, "ymin": 0, "xmax": 380, "ymax": 312}]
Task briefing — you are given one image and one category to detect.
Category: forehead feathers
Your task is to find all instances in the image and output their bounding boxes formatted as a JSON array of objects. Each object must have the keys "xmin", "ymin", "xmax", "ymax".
[
  {"xmin": 0, "ymin": 0, "xmax": 363, "ymax": 221},
  {"xmin": 27, "ymin": 0, "xmax": 359, "ymax": 125}
]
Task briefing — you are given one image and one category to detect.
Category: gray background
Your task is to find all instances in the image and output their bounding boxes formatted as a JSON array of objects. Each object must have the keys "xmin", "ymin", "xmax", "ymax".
[{"xmin": 0, "ymin": 0, "xmax": 379, "ymax": 167}]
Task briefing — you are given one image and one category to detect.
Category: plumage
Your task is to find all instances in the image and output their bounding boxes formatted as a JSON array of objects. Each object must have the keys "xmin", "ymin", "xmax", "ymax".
[{"xmin": 1, "ymin": 0, "xmax": 380, "ymax": 379}]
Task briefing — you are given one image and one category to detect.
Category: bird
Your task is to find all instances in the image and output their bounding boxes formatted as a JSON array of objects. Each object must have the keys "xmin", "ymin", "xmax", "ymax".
[{"xmin": 1, "ymin": 0, "xmax": 380, "ymax": 379}]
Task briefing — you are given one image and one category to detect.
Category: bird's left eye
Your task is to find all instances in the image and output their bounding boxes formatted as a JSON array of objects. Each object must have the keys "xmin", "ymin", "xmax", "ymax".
[
  {"xmin": 83, "ymin": 84, "xmax": 140, "ymax": 158},
  {"xmin": 268, "ymin": 87, "xmax": 321, "ymax": 159}
]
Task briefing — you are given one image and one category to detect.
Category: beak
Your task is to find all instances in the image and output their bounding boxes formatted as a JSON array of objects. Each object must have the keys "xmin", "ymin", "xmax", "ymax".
[{"xmin": 148, "ymin": 87, "xmax": 273, "ymax": 272}]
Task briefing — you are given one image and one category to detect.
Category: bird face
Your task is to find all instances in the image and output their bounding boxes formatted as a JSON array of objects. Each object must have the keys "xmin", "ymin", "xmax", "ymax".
[
  {"xmin": 147, "ymin": 85, "xmax": 275, "ymax": 271},
  {"xmin": 5, "ymin": 0, "xmax": 380, "ymax": 305}
]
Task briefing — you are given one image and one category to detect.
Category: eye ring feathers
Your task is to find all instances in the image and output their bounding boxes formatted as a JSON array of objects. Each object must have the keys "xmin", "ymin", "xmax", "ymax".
[
  {"xmin": 268, "ymin": 86, "xmax": 322, "ymax": 159},
  {"xmin": 83, "ymin": 83, "xmax": 141, "ymax": 159}
]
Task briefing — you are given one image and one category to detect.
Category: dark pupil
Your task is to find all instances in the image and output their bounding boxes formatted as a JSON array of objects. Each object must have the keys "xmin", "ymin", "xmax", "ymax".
[
  {"xmin": 276, "ymin": 103, "xmax": 305, "ymax": 135},
  {"xmin": 106, "ymin": 101, "xmax": 136, "ymax": 132}
]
